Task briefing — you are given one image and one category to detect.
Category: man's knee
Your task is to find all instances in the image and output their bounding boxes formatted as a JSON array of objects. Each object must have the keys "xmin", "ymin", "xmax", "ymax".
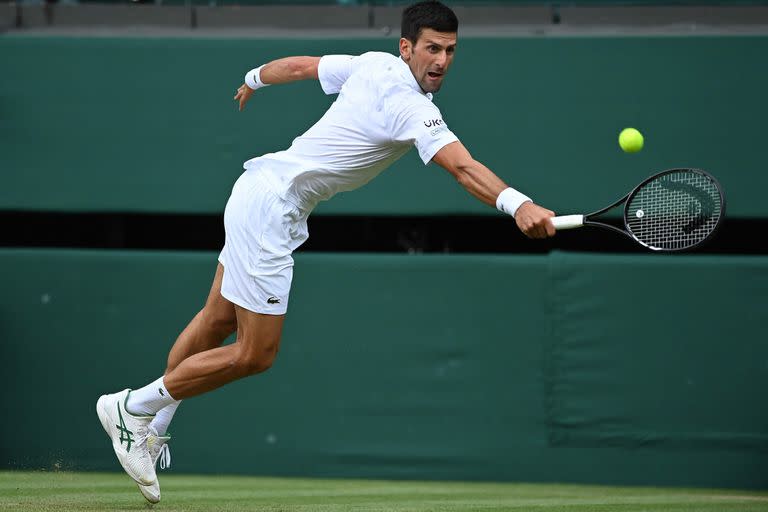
[{"xmin": 232, "ymin": 339, "xmax": 280, "ymax": 376}]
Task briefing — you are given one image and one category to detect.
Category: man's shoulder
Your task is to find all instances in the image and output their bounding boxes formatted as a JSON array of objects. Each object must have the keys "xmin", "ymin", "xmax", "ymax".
[{"xmin": 357, "ymin": 51, "xmax": 398, "ymax": 64}]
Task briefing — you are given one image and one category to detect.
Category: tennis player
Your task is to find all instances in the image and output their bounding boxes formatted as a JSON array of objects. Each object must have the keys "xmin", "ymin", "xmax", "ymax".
[{"xmin": 96, "ymin": 0, "xmax": 556, "ymax": 502}]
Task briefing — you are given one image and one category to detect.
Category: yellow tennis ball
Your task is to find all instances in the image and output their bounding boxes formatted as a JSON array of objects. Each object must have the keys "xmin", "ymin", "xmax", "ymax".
[{"xmin": 619, "ymin": 127, "xmax": 644, "ymax": 153}]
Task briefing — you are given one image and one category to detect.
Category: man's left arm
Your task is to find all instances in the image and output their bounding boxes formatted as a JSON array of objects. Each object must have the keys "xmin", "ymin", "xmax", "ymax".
[{"xmin": 234, "ymin": 56, "xmax": 322, "ymax": 111}]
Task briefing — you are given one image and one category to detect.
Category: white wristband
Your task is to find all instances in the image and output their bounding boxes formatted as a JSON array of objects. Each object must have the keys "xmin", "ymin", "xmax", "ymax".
[
  {"xmin": 496, "ymin": 187, "xmax": 532, "ymax": 218},
  {"xmin": 244, "ymin": 66, "xmax": 270, "ymax": 91}
]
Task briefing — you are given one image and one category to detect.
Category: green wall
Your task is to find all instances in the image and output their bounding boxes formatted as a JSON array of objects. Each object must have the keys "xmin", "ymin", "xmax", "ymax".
[
  {"xmin": 2, "ymin": 35, "xmax": 767, "ymax": 216},
  {"xmin": 77, "ymin": 1, "xmax": 768, "ymax": 4},
  {"xmin": 1, "ymin": 249, "xmax": 766, "ymax": 489}
]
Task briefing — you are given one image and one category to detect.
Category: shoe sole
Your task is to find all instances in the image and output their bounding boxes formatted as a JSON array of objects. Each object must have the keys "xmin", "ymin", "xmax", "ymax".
[
  {"xmin": 96, "ymin": 394, "xmax": 155, "ymax": 486},
  {"xmin": 138, "ymin": 483, "xmax": 160, "ymax": 504}
]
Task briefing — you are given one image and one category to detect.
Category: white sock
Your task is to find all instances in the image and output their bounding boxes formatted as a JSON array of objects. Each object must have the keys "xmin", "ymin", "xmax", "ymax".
[
  {"xmin": 150, "ymin": 401, "xmax": 181, "ymax": 436},
  {"xmin": 126, "ymin": 376, "xmax": 179, "ymax": 416}
]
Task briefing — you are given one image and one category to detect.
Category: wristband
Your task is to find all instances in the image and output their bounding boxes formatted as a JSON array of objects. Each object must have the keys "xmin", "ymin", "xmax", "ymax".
[
  {"xmin": 496, "ymin": 187, "xmax": 532, "ymax": 218},
  {"xmin": 244, "ymin": 66, "xmax": 270, "ymax": 91}
]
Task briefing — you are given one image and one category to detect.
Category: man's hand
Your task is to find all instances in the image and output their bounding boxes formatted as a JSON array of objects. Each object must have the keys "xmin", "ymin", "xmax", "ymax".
[
  {"xmin": 515, "ymin": 202, "xmax": 556, "ymax": 239},
  {"xmin": 234, "ymin": 83, "xmax": 255, "ymax": 111}
]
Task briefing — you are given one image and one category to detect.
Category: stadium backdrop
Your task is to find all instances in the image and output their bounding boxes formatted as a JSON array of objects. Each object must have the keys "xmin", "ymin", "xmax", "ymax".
[{"xmin": 1, "ymin": 34, "xmax": 766, "ymax": 489}]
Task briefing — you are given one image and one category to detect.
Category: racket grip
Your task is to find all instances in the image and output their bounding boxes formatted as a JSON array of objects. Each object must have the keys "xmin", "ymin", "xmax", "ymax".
[{"xmin": 551, "ymin": 215, "xmax": 585, "ymax": 230}]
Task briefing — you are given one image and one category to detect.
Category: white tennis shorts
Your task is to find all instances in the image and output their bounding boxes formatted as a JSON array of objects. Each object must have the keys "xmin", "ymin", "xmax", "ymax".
[{"xmin": 218, "ymin": 169, "xmax": 309, "ymax": 315}]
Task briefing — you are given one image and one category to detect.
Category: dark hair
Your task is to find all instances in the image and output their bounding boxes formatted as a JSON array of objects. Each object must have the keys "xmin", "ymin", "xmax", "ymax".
[{"xmin": 401, "ymin": 1, "xmax": 458, "ymax": 43}]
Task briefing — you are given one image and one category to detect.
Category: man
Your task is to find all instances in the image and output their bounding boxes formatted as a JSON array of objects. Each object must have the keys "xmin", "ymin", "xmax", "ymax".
[{"xmin": 96, "ymin": 0, "xmax": 556, "ymax": 503}]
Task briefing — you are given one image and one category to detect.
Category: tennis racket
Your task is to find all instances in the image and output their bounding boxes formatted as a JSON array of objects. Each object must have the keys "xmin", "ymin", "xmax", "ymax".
[{"xmin": 551, "ymin": 168, "xmax": 725, "ymax": 252}]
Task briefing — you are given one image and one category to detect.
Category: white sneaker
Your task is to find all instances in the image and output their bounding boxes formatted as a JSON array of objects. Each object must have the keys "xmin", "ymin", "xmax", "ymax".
[
  {"xmin": 96, "ymin": 389, "xmax": 157, "ymax": 486},
  {"xmin": 138, "ymin": 428, "xmax": 171, "ymax": 504}
]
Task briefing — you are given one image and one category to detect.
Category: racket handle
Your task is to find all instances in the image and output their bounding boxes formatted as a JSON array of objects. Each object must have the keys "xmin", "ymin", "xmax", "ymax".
[{"xmin": 551, "ymin": 215, "xmax": 585, "ymax": 230}]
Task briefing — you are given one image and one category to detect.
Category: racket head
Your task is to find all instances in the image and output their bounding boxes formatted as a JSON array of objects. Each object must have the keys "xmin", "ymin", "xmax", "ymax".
[{"xmin": 623, "ymin": 168, "xmax": 725, "ymax": 251}]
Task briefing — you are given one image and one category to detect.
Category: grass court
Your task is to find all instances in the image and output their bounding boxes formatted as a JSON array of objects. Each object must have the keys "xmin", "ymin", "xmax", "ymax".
[{"xmin": 2, "ymin": 471, "xmax": 767, "ymax": 512}]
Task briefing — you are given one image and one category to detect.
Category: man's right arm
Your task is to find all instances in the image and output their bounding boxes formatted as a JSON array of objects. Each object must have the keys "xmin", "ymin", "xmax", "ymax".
[{"xmin": 432, "ymin": 141, "xmax": 556, "ymax": 239}]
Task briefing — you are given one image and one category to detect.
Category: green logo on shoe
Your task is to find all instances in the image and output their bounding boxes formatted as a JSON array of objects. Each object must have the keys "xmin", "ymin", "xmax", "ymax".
[{"xmin": 116, "ymin": 404, "xmax": 134, "ymax": 452}]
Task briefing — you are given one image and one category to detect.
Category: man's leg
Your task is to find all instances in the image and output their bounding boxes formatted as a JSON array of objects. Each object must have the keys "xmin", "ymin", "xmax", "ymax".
[
  {"xmin": 95, "ymin": 263, "xmax": 242, "ymax": 489},
  {"xmin": 162, "ymin": 305, "xmax": 284, "ymax": 399},
  {"xmin": 134, "ymin": 274, "xmax": 272, "ymax": 504},
  {"xmin": 127, "ymin": 304, "xmax": 283, "ymax": 409},
  {"xmin": 98, "ymin": 303, "xmax": 283, "ymax": 488},
  {"xmin": 148, "ymin": 263, "xmax": 236, "ymax": 436},
  {"xmin": 165, "ymin": 263, "xmax": 238, "ymax": 374}
]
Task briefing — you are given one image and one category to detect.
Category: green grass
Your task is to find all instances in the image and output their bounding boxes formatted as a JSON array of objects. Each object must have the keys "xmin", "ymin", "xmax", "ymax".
[{"xmin": 1, "ymin": 471, "xmax": 767, "ymax": 512}]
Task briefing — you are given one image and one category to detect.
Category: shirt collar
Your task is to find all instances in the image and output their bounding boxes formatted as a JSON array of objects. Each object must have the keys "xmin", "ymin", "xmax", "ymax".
[{"xmin": 396, "ymin": 56, "xmax": 434, "ymax": 102}]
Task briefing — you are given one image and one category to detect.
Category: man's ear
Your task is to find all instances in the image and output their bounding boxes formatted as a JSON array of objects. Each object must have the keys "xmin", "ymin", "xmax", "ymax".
[{"xmin": 399, "ymin": 38, "xmax": 412, "ymax": 61}]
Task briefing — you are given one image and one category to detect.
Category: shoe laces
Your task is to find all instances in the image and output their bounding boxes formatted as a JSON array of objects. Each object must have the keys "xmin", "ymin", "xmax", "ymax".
[
  {"xmin": 158, "ymin": 443, "xmax": 171, "ymax": 470},
  {"xmin": 134, "ymin": 425, "xmax": 151, "ymax": 450},
  {"xmin": 147, "ymin": 428, "xmax": 172, "ymax": 470}
]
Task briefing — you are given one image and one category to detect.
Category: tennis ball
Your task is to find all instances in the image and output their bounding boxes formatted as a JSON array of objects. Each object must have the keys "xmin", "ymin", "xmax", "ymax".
[{"xmin": 619, "ymin": 127, "xmax": 644, "ymax": 153}]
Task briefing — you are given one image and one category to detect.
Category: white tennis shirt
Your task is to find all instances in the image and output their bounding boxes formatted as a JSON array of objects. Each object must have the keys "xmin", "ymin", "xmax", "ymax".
[{"xmin": 244, "ymin": 51, "xmax": 459, "ymax": 212}]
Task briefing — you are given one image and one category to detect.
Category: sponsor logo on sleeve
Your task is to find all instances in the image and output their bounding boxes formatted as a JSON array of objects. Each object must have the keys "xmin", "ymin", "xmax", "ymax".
[{"xmin": 430, "ymin": 126, "xmax": 449, "ymax": 136}]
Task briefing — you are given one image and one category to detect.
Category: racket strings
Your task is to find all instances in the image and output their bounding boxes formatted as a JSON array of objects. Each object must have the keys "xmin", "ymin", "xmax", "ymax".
[{"xmin": 626, "ymin": 170, "xmax": 722, "ymax": 251}]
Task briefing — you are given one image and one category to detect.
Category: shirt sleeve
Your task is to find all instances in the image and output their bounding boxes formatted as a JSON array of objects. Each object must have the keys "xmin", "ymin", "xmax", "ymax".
[
  {"xmin": 391, "ymin": 100, "xmax": 460, "ymax": 165},
  {"xmin": 317, "ymin": 55, "xmax": 355, "ymax": 95}
]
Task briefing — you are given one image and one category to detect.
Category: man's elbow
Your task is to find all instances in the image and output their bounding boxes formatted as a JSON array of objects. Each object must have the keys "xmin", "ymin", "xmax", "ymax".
[
  {"xmin": 452, "ymin": 159, "xmax": 476, "ymax": 188},
  {"xmin": 293, "ymin": 57, "xmax": 319, "ymax": 80},
  {"xmin": 288, "ymin": 62, "xmax": 309, "ymax": 81}
]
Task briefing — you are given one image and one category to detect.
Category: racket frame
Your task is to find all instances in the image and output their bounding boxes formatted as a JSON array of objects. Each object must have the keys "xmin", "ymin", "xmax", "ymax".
[
  {"xmin": 552, "ymin": 168, "xmax": 726, "ymax": 252},
  {"xmin": 583, "ymin": 194, "xmax": 634, "ymax": 236},
  {"xmin": 621, "ymin": 168, "xmax": 726, "ymax": 251}
]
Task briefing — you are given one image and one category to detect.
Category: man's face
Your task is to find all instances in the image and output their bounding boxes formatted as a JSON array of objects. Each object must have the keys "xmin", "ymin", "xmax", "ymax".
[{"xmin": 400, "ymin": 28, "xmax": 457, "ymax": 94}]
